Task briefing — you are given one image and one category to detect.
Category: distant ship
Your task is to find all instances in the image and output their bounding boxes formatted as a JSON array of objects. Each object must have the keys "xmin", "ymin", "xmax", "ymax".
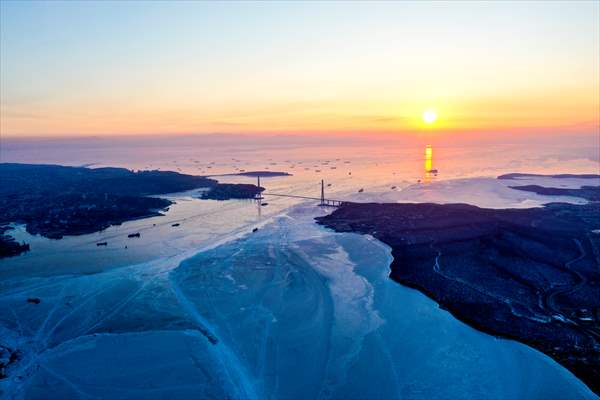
[
  {"xmin": 358, "ymin": 188, "xmax": 364, "ymax": 193},
  {"xmin": 127, "ymin": 233, "xmax": 141, "ymax": 238},
  {"xmin": 96, "ymin": 242, "xmax": 107, "ymax": 246}
]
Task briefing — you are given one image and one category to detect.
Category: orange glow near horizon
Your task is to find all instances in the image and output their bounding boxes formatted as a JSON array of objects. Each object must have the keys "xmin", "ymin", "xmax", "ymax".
[{"xmin": 2, "ymin": 88, "xmax": 598, "ymax": 138}]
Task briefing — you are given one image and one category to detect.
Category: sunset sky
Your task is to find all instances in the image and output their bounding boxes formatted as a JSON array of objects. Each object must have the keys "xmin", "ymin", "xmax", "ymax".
[{"xmin": 1, "ymin": 1, "xmax": 599, "ymax": 137}]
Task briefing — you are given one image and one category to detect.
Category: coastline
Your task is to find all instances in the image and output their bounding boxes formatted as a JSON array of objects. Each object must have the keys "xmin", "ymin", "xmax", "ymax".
[
  {"xmin": 358, "ymin": 232, "xmax": 598, "ymax": 399},
  {"xmin": 0, "ymin": 163, "xmax": 264, "ymax": 258},
  {"xmin": 316, "ymin": 200, "xmax": 600, "ymax": 396}
]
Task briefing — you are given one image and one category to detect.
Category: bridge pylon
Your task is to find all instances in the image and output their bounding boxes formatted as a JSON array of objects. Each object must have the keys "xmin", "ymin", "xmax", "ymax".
[{"xmin": 255, "ymin": 175, "xmax": 264, "ymax": 200}]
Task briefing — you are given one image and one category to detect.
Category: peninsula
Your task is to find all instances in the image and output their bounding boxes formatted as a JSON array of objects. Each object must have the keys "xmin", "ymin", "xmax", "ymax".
[
  {"xmin": 316, "ymin": 197, "xmax": 600, "ymax": 395},
  {"xmin": 0, "ymin": 163, "xmax": 262, "ymax": 257}
]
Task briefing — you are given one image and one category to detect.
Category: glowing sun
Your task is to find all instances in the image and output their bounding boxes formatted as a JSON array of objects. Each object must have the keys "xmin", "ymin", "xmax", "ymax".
[{"xmin": 422, "ymin": 109, "xmax": 437, "ymax": 124}]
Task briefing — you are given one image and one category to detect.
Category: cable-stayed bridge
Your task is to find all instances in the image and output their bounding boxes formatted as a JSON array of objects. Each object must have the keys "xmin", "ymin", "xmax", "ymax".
[{"xmin": 255, "ymin": 177, "xmax": 346, "ymax": 207}]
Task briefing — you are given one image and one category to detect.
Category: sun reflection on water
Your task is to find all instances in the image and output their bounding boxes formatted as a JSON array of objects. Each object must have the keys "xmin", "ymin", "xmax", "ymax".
[{"xmin": 424, "ymin": 144, "xmax": 434, "ymax": 182}]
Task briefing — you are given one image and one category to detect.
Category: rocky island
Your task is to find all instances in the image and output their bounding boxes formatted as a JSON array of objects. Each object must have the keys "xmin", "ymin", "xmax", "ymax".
[
  {"xmin": 200, "ymin": 183, "xmax": 264, "ymax": 200},
  {"xmin": 0, "ymin": 163, "xmax": 262, "ymax": 257},
  {"xmin": 230, "ymin": 170, "xmax": 291, "ymax": 177},
  {"xmin": 0, "ymin": 226, "xmax": 30, "ymax": 258},
  {"xmin": 316, "ymin": 189, "xmax": 600, "ymax": 395}
]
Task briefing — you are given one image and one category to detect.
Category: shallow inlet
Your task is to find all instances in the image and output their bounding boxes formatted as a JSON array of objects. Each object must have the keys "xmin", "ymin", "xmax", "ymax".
[{"xmin": 166, "ymin": 205, "xmax": 597, "ymax": 399}]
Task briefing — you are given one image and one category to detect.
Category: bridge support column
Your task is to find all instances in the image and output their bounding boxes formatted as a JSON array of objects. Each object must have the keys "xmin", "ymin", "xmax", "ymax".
[{"xmin": 255, "ymin": 176, "xmax": 264, "ymax": 200}]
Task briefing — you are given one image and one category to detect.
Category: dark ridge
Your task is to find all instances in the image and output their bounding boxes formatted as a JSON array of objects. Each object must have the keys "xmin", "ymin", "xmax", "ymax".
[
  {"xmin": 498, "ymin": 173, "xmax": 600, "ymax": 180},
  {"xmin": 509, "ymin": 185, "xmax": 600, "ymax": 201},
  {"xmin": 0, "ymin": 163, "xmax": 218, "ymax": 197}
]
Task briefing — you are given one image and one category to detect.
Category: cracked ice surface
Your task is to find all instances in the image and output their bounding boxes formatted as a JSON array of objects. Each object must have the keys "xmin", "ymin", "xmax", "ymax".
[{"xmin": 1, "ymin": 204, "xmax": 598, "ymax": 399}]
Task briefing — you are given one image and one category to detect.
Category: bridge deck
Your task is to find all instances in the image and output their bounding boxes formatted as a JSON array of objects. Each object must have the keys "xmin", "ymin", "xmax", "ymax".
[{"xmin": 262, "ymin": 193, "xmax": 347, "ymax": 207}]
